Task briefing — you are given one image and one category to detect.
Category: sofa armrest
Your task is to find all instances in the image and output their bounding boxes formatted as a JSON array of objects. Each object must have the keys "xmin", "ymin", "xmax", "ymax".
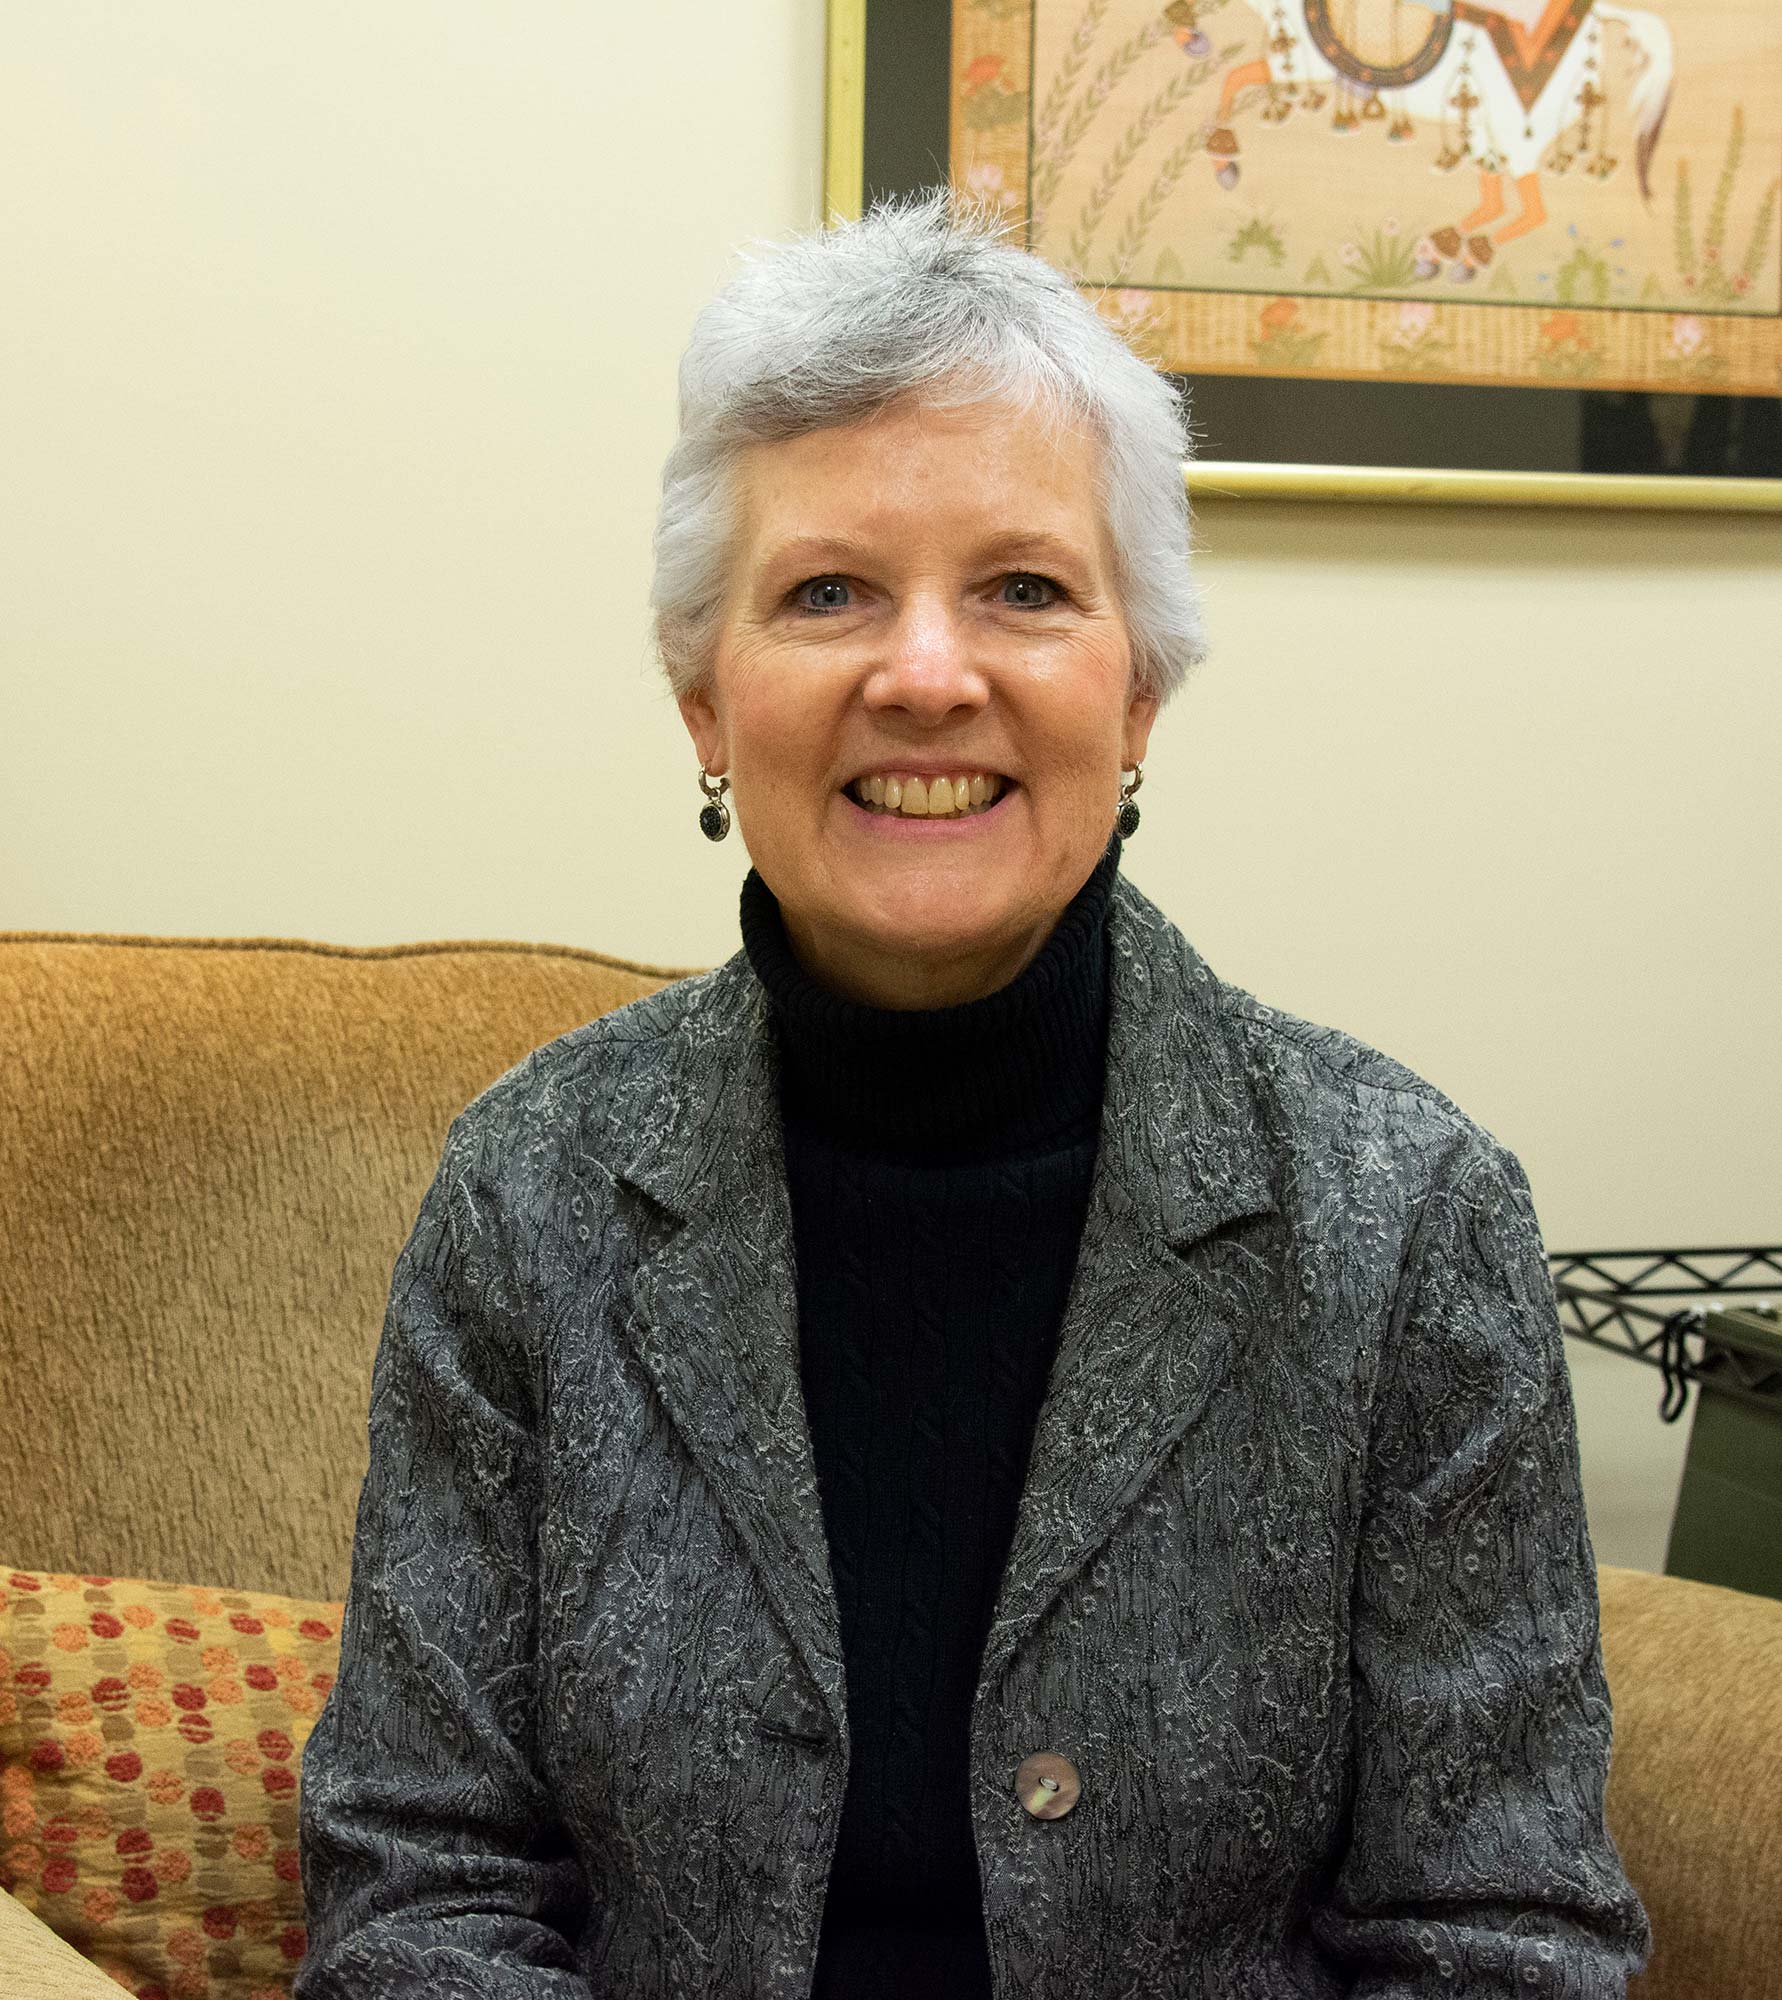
[
  {"xmin": 1597, "ymin": 1562, "xmax": 1782, "ymax": 2000},
  {"xmin": 0, "ymin": 1885, "xmax": 124, "ymax": 1998}
]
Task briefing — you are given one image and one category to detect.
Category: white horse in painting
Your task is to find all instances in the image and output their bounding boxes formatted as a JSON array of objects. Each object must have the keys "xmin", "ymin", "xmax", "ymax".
[{"xmin": 1184, "ymin": 0, "xmax": 1674, "ymax": 275}]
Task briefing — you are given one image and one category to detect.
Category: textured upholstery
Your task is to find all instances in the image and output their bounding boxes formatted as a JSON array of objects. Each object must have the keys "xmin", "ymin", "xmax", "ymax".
[
  {"xmin": 0, "ymin": 930, "xmax": 688, "ymax": 1605},
  {"xmin": 0, "ymin": 1881, "xmax": 118, "ymax": 1999},
  {"xmin": 1597, "ymin": 1564, "xmax": 1782, "ymax": 1998}
]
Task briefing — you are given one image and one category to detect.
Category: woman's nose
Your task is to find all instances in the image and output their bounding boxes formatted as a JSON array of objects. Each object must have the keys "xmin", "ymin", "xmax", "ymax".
[{"xmin": 862, "ymin": 601, "xmax": 990, "ymax": 719}]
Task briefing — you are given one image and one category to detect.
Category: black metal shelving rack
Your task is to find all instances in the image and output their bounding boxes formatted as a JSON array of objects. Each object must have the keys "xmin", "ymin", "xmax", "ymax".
[
  {"xmin": 1549, "ymin": 1248, "xmax": 1782, "ymax": 1601},
  {"xmin": 1549, "ymin": 1247, "xmax": 1782, "ymax": 1422}
]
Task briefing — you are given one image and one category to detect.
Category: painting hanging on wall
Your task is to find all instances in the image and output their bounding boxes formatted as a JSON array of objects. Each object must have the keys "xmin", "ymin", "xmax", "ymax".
[{"xmin": 829, "ymin": 0, "xmax": 1782, "ymax": 500}]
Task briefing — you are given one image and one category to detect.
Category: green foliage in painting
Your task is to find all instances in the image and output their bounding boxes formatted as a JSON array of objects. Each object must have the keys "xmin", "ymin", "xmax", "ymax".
[
  {"xmin": 1250, "ymin": 298, "xmax": 1325, "ymax": 369},
  {"xmin": 1337, "ymin": 220, "xmax": 1419, "ymax": 291},
  {"xmin": 1032, "ymin": 0, "xmax": 1113, "ymax": 154},
  {"xmin": 1674, "ymin": 157, "xmax": 1696, "ymax": 291},
  {"xmin": 1531, "ymin": 313, "xmax": 1604, "ymax": 380},
  {"xmin": 1378, "ymin": 330, "xmax": 1452, "ymax": 374},
  {"xmin": 1653, "ymin": 340, "xmax": 1729, "ymax": 384},
  {"xmin": 1072, "ymin": 39, "xmax": 1240, "ymax": 278},
  {"xmin": 1554, "ymin": 243, "xmax": 1613, "ymax": 306},
  {"xmin": 1226, "ymin": 216, "xmax": 1287, "ymax": 267},
  {"xmin": 1032, "ymin": 16, "xmax": 1164, "ymax": 208},
  {"xmin": 1105, "ymin": 128, "xmax": 1203, "ymax": 279},
  {"xmin": 1065, "ymin": 54, "xmax": 1218, "ymax": 269},
  {"xmin": 1703, "ymin": 102, "xmax": 1743, "ymax": 278},
  {"xmin": 962, "ymin": 85, "xmax": 1030, "ymax": 132},
  {"xmin": 1671, "ymin": 105, "xmax": 1781, "ymax": 307},
  {"xmin": 1742, "ymin": 181, "xmax": 1781, "ymax": 297}
]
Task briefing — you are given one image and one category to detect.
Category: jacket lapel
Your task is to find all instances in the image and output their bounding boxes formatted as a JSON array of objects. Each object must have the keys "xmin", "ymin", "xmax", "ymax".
[
  {"xmin": 604, "ymin": 962, "xmax": 849, "ymax": 1736},
  {"xmin": 974, "ymin": 877, "xmax": 1279, "ymax": 1697},
  {"xmin": 602, "ymin": 872, "xmax": 1279, "ymax": 1741}
]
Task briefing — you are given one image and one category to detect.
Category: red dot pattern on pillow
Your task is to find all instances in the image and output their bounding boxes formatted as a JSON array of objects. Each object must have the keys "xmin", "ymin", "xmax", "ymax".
[{"xmin": 0, "ymin": 1567, "xmax": 341, "ymax": 2000}]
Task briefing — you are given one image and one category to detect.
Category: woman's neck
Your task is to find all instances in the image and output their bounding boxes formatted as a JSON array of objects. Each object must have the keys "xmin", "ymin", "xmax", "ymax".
[{"xmin": 739, "ymin": 834, "xmax": 1120, "ymax": 1165}]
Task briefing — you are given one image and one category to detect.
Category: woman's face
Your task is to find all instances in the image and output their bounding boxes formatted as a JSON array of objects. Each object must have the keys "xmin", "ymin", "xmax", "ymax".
[{"xmin": 677, "ymin": 395, "xmax": 1158, "ymax": 1010}]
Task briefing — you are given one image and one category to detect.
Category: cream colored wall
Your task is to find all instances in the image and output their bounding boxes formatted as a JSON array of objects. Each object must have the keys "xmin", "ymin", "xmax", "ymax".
[
  {"xmin": 1176, "ymin": 495, "xmax": 1779, "ymax": 1576},
  {"xmin": 4, "ymin": 2, "xmax": 1776, "ymax": 1573}
]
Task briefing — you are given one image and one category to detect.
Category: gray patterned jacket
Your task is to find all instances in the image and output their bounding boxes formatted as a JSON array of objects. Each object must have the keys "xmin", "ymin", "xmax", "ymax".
[{"xmin": 296, "ymin": 870, "xmax": 1650, "ymax": 1998}]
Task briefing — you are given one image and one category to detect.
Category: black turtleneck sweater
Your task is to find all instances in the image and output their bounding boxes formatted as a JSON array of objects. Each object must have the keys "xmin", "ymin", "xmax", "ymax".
[{"xmin": 738, "ymin": 833, "xmax": 1121, "ymax": 1999}]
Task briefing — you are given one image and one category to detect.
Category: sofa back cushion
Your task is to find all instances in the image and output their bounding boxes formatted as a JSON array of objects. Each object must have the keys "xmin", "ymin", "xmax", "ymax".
[{"xmin": 0, "ymin": 932, "xmax": 688, "ymax": 1603}]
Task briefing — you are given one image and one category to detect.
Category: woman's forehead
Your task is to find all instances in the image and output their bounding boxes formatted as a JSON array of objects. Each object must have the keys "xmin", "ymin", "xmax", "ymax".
[{"xmin": 731, "ymin": 403, "xmax": 1110, "ymax": 562}]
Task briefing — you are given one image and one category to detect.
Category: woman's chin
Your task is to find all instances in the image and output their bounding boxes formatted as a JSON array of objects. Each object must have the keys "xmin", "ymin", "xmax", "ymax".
[
  {"xmin": 819, "ymin": 882, "xmax": 1045, "ymax": 1000},
  {"xmin": 841, "ymin": 856, "xmax": 1026, "ymax": 937}
]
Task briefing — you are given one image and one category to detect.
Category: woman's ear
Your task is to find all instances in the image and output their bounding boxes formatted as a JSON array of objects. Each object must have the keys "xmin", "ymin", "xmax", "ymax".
[
  {"xmin": 676, "ymin": 685, "xmax": 727, "ymax": 776},
  {"xmin": 1122, "ymin": 686, "xmax": 1160, "ymax": 770}
]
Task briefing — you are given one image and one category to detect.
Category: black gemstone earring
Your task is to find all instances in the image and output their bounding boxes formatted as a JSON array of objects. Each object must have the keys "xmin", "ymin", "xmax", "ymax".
[
  {"xmin": 697, "ymin": 766, "xmax": 731, "ymax": 842},
  {"xmin": 1116, "ymin": 763, "xmax": 1144, "ymax": 840}
]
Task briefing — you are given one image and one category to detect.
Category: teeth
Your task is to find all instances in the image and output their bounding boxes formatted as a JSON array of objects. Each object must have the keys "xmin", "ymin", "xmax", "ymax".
[{"xmin": 847, "ymin": 772, "xmax": 1006, "ymax": 818}]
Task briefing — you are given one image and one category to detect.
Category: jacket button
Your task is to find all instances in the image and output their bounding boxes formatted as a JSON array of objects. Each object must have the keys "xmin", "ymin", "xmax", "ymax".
[{"xmin": 1015, "ymin": 1751, "xmax": 1080, "ymax": 1820}]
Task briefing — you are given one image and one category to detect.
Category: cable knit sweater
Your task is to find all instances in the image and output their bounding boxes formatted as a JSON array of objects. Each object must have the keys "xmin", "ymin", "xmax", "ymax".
[{"xmin": 738, "ymin": 835, "xmax": 1122, "ymax": 1997}]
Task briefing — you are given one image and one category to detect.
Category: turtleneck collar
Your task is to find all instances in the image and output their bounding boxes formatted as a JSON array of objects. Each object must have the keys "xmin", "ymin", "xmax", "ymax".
[{"xmin": 739, "ymin": 833, "xmax": 1120, "ymax": 1165}]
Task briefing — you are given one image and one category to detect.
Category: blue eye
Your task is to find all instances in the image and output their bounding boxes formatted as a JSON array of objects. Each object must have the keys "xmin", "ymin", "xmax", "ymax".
[
  {"xmin": 797, "ymin": 577, "xmax": 852, "ymax": 612},
  {"xmin": 1002, "ymin": 573, "xmax": 1059, "ymax": 607}
]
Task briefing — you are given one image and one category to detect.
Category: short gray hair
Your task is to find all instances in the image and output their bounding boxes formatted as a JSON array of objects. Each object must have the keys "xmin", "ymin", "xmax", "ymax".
[{"xmin": 650, "ymin": 191, "xmax": 1207, "ymax": 704}]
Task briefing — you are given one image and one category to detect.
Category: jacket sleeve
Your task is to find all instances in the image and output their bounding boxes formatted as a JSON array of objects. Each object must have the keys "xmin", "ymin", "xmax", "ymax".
[
  {"xmin": 296, "ymin": 1106, "xmax": 596, "ymax": 1998},
  {"xmin": 1308, "ymin": 1132, "xmax": 1652, "ymax": 1997}
]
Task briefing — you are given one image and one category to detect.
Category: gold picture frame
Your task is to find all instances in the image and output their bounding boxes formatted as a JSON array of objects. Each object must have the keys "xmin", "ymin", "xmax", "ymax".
[{"xmin": 823, "ymin": 0, "xmax": 1782, "ymax": 512}]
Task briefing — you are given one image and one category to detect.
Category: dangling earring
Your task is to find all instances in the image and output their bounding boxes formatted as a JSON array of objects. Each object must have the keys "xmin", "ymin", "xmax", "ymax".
[
  {"xmin": 1116, "ymin": 764, "xmax": 1144, "ymax": 840},
  {"xmin": 697, "ymin": 765, "xmax": 731, "ymax": 842}
]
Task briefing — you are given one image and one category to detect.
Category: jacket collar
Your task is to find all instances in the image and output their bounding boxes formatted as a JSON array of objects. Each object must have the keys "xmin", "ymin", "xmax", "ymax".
[
  {"xmin": 609, "ymin": 870, "xmax": 1276, "ymax": 1250},
  {"xmin": 603, "ymin": 871, "xmax": 1279, "ymax": 1741}
]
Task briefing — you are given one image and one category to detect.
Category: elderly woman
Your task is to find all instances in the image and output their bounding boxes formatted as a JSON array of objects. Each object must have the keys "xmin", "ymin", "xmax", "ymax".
[{"xmin": 296, "ymin": 195, "xmax": 1649, "ymax": 1998}]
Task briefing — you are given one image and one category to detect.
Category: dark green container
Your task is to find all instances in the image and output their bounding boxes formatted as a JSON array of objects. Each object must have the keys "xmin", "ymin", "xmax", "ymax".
[{"xmin": 1664, "ymin": 1303, "xmax": 1782, "ymax": 1604}]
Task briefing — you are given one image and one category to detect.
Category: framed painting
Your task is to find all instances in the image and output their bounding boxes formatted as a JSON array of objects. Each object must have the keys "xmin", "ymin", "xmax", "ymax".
[{"xmin": 824, "ymin": 0, "xmax": 1782, "ymax": 509}]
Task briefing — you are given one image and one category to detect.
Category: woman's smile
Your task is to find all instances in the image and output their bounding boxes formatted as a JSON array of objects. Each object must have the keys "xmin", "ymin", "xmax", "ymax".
[{"xmin": 841, "ymin": 770, "xmax": 1018, "ymax": 833}]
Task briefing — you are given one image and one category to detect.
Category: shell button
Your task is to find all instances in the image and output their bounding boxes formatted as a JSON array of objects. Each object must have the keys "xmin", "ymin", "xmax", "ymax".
[{"xmin": 1015, "ymin": 1750, "xmax": 1081, "ymax": 1820}]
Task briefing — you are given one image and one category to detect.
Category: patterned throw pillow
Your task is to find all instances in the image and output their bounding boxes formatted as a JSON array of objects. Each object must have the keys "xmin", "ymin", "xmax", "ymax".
[{"xmin": 0, "ymin": 1568, "xmax": 342, "ymax": 2000}]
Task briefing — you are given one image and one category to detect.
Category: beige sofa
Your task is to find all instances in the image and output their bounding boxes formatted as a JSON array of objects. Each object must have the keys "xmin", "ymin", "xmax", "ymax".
[{"xmin": 2, "ymin": 929, "xmax": 1778, "ymax": 1998}]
